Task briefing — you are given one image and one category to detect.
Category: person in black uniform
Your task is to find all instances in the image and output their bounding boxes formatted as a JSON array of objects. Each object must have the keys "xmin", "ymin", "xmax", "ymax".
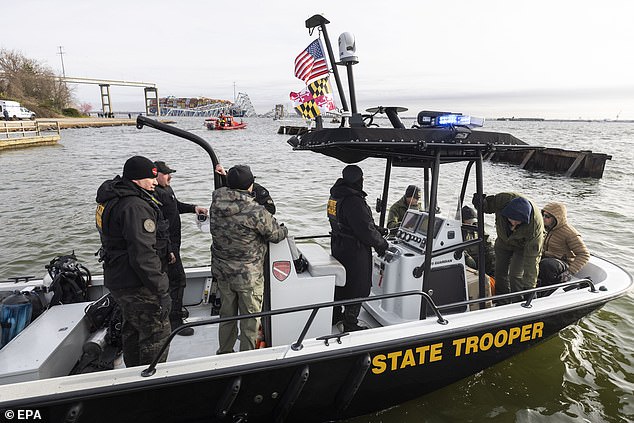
[
  {"xmin": 328, "ymin": 165, "xmax": 388, "ymax": 331},
  {"xmin": 214, "ymin": 163, "xmax": 276, "ymax": 214},
  {"xmin": 95, "ymin": 155, "xmax": 172, "ymax": 367},
  {"xmin": 154, "ymin": 160, "xmax": 208, "ymax": 336}
]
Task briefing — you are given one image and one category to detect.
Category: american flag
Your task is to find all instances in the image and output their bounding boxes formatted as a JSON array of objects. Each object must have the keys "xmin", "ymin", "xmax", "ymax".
[{"xmin": 294, "ymin": 39, "xmax": 329, "ymax": 84}]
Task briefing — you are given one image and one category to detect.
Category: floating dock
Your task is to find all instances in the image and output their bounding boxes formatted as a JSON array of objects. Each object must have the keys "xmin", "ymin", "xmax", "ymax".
[
  {"xmin": 277, "ymin": 125, "xmax": 308, "ymax": 135},
  {"xmin": 1, "ymin": 121, "xmax": 61, "ymax": 150},
  {"xmin": 485, "ymin": 147, "xmax": 612, "ymax": 178}
]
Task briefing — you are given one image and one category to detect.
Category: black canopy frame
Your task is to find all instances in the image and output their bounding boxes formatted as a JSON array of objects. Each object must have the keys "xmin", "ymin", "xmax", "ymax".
[{"xmin": 288, "ymin": 122, "xmax": 538, "ymax": 308}]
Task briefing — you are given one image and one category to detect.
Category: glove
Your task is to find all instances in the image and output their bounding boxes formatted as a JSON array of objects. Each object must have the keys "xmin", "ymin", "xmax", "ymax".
[
  {"xmin": 472, "ymin": 193, "xmax": 486, "ymax": 210},
  {"xmin": 159, "ymin": 294, "xmax": 172, "ymax": 321},
  {"xmin": 375, "ymin": 241, "xmax": 388, "ymax": 258},
  {"xmin": 377, "ymin": 226, "xmax": 389, "ymax": 237}
]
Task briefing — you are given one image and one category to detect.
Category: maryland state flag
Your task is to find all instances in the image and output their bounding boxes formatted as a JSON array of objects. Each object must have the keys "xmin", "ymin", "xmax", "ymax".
[{"xmin": 289, "ymin": 77, "xmax": 336, "ymax": 119}]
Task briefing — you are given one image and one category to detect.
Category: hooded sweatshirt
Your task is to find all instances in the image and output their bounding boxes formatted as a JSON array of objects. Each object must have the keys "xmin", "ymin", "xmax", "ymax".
[
  {"xmin": 210, "ymin": 187, "xmax": 287, "ymax": 287},
  {"xmin": 542, "ymin": 202, "xmax": 590, "ymax": 274}
]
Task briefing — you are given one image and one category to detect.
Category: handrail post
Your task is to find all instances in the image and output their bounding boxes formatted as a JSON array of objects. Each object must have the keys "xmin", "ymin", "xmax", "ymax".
[{"xmin": 291, "ymin": 308, "xmax": 320, "ymax": 351}]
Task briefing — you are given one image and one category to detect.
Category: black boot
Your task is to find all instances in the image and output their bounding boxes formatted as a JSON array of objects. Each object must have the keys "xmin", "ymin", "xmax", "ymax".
[
  {"xmin": 342, "ymin": 304, "xmax": 367, "ymax": 332},
  {"xmin": 171, "ymin": 320, "xmax": 194, "ymax": 336}
]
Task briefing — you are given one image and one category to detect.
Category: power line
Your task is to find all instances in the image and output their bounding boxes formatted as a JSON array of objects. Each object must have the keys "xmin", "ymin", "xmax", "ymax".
[{"xmin": 57, "ymin": 46, "xmax": 66, "ymax": 78}]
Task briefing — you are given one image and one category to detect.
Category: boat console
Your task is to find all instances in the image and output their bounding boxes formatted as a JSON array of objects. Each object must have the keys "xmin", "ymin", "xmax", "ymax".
[{"xmin": 366, "ymin": 210, "xmax": 469, "ymax": 326}]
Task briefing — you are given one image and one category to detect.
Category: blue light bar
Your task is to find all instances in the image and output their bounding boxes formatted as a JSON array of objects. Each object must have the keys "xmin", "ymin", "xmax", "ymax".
[{"xmin": 436, "ymin": 114, "xmax": 484, "ymax": 128}]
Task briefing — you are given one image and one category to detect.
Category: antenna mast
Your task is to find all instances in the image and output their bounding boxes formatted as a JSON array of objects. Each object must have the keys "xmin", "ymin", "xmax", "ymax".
[{"xmin": 57, "ymin": 46, "xmax": 66, "ymax": 78}]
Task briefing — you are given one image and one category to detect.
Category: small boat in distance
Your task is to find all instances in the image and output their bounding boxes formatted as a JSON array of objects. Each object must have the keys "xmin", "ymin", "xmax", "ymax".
[{"xmin": 205, "ymin": 114, "xmax": 247, "ymax": 130}]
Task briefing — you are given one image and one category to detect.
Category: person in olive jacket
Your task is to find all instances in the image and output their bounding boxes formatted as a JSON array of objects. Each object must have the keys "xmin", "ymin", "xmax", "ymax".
[
  {"xmin": 473, "ymin": 192, "xmax": 544, "ymax": 304},
  {"xmin": 95, "ymin": 156, "xmax": 172, "ymax": 367},
  {"xmin": 328, "ymin": 165, "xmax": 388, "ymax": 331}
]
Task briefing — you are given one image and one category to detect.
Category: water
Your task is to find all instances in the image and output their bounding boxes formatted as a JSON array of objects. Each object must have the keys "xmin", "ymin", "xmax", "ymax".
[{"xmin": 1, "ymin": 117, "xmax": 633, "ymax": 422}]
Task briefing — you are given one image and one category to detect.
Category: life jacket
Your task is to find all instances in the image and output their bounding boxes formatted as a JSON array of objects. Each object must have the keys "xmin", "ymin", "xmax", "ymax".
[
  {"xmin": 95, "ymin": 197, "xmax": 126, "ymax": 264},
  {"xmin": 95, "ymin": 192, "xmax": 170, "ymax": 264},
  {"xmin": 327, "ymin": 195, "xmax": 355, "ymax": 239},
  {"xmin": 147, "ymin": 195, "xmax": 171, "ymax": 259}
]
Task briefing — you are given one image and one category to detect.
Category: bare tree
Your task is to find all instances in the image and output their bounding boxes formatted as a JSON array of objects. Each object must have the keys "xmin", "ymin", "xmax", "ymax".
[{"xmin": 0, "ymin": 49, "xmax": 73, "ymax": 110}]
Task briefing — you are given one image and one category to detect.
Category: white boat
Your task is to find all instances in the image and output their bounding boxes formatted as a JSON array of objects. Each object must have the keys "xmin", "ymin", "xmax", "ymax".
[{"xmin": 0, "ymin": 15, "xmax": 632, "ymax": 423}]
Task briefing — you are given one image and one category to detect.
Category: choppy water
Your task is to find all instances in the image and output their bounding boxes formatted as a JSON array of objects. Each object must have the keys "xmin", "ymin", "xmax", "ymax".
[{"xmin": 1, "ymin": 117, "xmax": 633, "ymax": 422}]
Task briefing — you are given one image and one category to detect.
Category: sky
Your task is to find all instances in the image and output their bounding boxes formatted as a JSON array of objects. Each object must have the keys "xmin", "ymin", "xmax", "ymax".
[{"xmin": 2, "ymin": 0, "xmax": 634, "ymax": 120}]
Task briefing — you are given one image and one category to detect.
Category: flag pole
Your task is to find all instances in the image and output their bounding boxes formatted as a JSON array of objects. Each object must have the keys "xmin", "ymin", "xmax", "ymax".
[{"xmin": 305, "ymin": 15, "xmax": 349, "ymax": 124}]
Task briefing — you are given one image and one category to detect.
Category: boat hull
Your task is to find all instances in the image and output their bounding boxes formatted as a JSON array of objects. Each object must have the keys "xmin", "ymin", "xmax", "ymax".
[
  {"xmin": 215, "ymin": 122, "xmax": 247, "ymax": 130},
  {"xmin": 2, "ymin": 302, "xmax": 604, "ymax": 423}
]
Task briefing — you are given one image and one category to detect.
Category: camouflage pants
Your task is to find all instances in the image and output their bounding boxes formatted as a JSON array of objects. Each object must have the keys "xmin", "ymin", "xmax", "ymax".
[
  {"xmin": 217, "ymin": 280, "xmax": 263, "ymax": 354},
  {"xmin": 110, "ymin": 287, "xmax": 171, "ymax": 367}
]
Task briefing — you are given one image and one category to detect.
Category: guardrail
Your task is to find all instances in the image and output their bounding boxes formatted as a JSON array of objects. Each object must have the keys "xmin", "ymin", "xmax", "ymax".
[
  {"xmin": 1, "ymin": 120, "xmax": 61, "ymax": 139},
  {"xmin": 140, "ymin": 277, "xmax": 601, "ymax": 377}
]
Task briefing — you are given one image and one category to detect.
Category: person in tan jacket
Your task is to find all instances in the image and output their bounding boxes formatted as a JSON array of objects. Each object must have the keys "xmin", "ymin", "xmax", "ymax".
[{"xmin": 541, "ymin": 202, "xmax": 590, "ymax": 275}]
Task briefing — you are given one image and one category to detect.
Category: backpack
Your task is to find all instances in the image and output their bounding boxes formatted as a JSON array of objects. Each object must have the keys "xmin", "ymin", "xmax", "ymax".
[{"xmin": 46, "ymin": 252, "xmax": 91, "ymax": 305}]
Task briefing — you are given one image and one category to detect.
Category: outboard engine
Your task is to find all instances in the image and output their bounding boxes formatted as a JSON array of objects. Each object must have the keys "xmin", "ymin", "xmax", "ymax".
[{"xmin": 0, "ymin": 292, "xmax": 33, "ymax": 349}]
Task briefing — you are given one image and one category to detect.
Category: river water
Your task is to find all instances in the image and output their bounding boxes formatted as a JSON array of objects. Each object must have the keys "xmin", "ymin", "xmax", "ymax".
[{"xmin": 1, "ymin": 117, "xmax": 632, "ymax": 422}]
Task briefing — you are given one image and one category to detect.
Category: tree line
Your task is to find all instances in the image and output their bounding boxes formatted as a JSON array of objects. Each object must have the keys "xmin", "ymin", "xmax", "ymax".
[{"xmin": 0, "ymin": 49, "xmax": 74, "ymax": 117}]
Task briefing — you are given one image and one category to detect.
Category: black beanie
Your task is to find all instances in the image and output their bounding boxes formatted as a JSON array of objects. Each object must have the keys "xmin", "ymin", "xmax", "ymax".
[
  {"xmin": 405, "ymin": 185, "xmax": 420, "ymax": 199},
  {"xmin": 342, "ymin": 165, "xmax": 363, "ymax": 183},
  {"xmin": 227, "ymin": 165, "xmax": 254, "ymax": 190},
  {"xmin": 342, "ymin": 165, "xmax": 363, "ymax": 191},
  {"xmin": 462, "ymin": 205, "xmax": 477, "ymax": 221},
  {"xmin": 501, "ymin": 197, "xmax": 532, "ymax": 224},
  {"xmin": 123, "ymin": 156, "xmax": 157, "ymax": 180}
]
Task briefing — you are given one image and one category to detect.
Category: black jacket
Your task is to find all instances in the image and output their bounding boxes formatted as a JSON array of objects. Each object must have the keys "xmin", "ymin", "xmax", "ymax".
[
  {"xmin": 154, "ymin": 184, "xmax": 195, "ymax": 253},
  {"xmin": 95, "ymin": 176, "xmax": 169, "ymax": 295},
  {"xmin": 328, "ymin": 179, "xmax": 387, "ymax": 299}
]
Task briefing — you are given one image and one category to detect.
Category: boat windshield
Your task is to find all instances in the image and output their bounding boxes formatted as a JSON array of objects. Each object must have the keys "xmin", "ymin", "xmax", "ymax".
[
  {"xmin": 401, "ymin": 211, "xmax": 420, "ymax": 232},
  {"xmin": 416, "ymin": 215, "xmax": 443, "ymax": 239}
]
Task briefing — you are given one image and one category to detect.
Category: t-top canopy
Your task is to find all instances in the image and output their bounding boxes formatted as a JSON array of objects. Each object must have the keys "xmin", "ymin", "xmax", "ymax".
[{"xmin": 288, "ymin": 126, "xmax": 531, "ymax": 165}]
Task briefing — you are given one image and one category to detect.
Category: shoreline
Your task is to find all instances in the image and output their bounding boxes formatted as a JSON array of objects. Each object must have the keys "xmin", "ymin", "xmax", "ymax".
[{"xmin": 34, "ymin": 117, "xmax": 175, "ymax": 129}]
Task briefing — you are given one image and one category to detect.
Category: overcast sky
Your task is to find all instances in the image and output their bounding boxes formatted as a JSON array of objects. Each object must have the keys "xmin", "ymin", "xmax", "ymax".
[{"xmin": 3, "ymin": 0, "xmax": 634, "ymax": 119}]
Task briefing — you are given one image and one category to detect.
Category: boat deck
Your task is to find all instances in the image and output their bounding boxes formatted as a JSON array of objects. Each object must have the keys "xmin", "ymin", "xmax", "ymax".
[{"xmin": 162, "ymin": 302, "xmax": 379, "ymax": 364}]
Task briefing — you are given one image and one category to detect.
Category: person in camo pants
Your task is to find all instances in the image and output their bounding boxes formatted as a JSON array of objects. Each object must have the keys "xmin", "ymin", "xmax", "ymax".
[{"xmin": 209, "ymin": 165, "xmax": 287, "ymax": 354}]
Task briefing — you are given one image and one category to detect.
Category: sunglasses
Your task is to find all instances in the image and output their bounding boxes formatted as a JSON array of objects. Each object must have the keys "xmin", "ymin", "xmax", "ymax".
[{"xmin": 541, "ymin": 211, "xmax": 553, "ymax": 219}]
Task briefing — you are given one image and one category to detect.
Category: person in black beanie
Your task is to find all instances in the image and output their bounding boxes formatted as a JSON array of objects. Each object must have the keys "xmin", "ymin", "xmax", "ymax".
[
  {"xmin": 327, "ymin": 164, "xmax": 388, "ymax": 331},
  {"xmin": 209, "ymin": 164, "xmax": 288, "ymax": 353},
  {"xmin": 214, "ymin": 163, "xmax": 276, "ymax": 214},
  {"xmin": 95, "ymin": 155, "xmax": 172, "ymax": 366},
  {"xmin": 154, "ymin": 160, "xmax": 208, "ymax": 336},
  {"xmin": 386, "ymin": 184, "xmax": 422, "ymax": 229}
]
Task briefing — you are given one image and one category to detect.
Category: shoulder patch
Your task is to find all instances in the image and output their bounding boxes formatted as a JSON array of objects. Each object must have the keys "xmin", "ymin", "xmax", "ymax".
[{"xmin": 143, "ymin": 219, "xmax": 156, "ymax": 233}]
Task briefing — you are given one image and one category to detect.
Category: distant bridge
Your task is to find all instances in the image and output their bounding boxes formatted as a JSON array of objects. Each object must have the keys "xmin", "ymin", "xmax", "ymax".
[
  {"xmin": 160, "ymin": 92, "xmax": 257, "ymax": 117},
  {"xmin": 2, "ymin": 72, "xmax": 254, "ymax": 117},
  {"xmin": 57, "ymin": 76, "xmax": 159, "ymax": 116}
]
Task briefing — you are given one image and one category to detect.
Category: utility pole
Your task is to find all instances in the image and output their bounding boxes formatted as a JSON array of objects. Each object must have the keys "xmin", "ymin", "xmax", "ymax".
[
  {"xmin": 233, "ymin": 81, "xmax": 236, "ymax": 103},
  {"xmin": 57, "ymin": 46, "xmax": 66, "ymax": 78}
]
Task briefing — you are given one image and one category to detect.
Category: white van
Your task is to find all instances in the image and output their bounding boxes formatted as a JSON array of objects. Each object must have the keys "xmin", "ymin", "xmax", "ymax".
[{"xmin": 0, "ymin": 100, "xmax": 36, "ymax": 120}]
